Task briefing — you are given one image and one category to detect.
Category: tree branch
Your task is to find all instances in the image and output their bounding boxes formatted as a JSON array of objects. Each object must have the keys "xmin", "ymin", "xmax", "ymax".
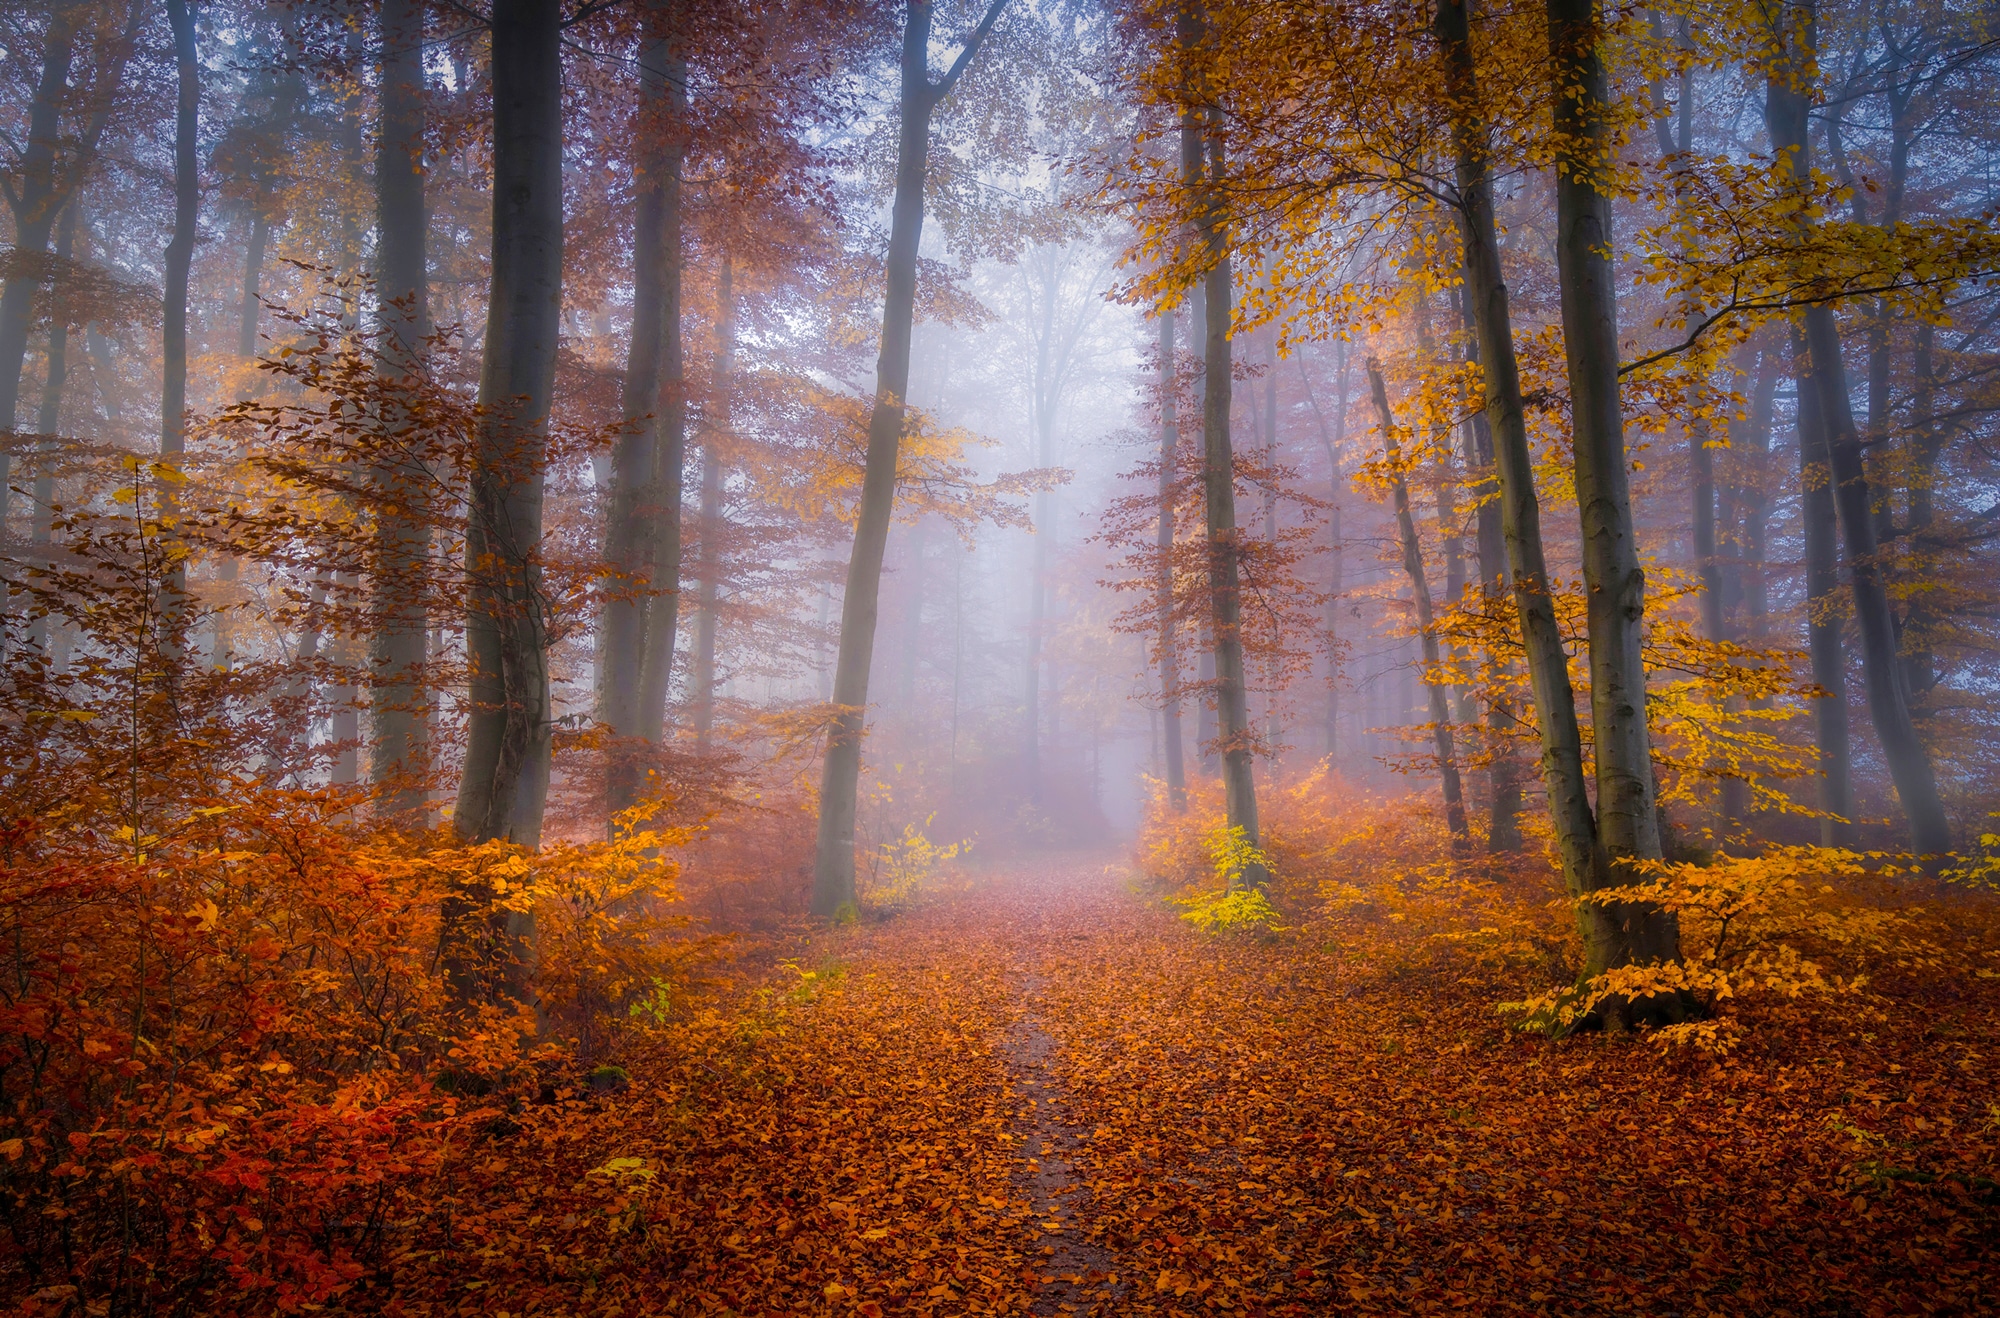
[{"xmin": 929, "ymin": 0, "xmax": 1010, "ymax": 103}]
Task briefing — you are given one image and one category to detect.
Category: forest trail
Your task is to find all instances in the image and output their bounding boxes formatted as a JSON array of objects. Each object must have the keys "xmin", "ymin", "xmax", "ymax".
[{"xmin": 376, "ymin": 859, "xmax": 1995, "ymax": 1317}]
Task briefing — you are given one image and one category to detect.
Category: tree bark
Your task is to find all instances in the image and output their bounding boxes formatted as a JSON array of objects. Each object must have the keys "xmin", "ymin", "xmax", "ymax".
[
  {"xmin": 600, "ymin": 20, "xmax": 677, "ymax": 816},
  {"xmin": 369, "ymin": 0, "xmax": 432, "ymax": 817},
  {"xmin": 1157, "ymin": 309, "xmax": 1187, "ymax": 810},
  {"xmin": 635, "ymin": 25, "xmax": 689, "ymax": 750},
  {"xmin": 1803, "ymin": 307, "xmax": 1952, "ymax": 854},
  {"xmin": 1793, "ymin": 326, "xmax": 1856, "ymax": 845},
  {"xmin": 0, "ymin": 3, "xmax": 79, "ymax": 510},
  {"xmin": 452, "ymin": 0, "xmax": 563, "ymax": 851},
  {"xmin": 1196, "ymin": 119, "xmax": 1265, "ymax": 886},
  {"xmin": 158, "ymin": 0, "xmax": 200, "ymax": 650},
  {"xmin": 1369, "ymin": 363, "xmax": 1469, "ymax": 847},
  {"xmin": 1438, "ymin": 0, "xmax": 1597, "ymax": 897},
  {"xmin": 1452, "ymin": 277, "xmax": 1521, "ymax": 852},
  {"xmin": 1903, "ymin": 321, "xmax": 1939, "ymax": 699},
  {"xmin": 811, "ymin": 0, "xmax": 1010, "ymax": 917},
  {"xmin": 691, "ymin": 255, "xmax": 732, "ymax": 751},
  {"xmin": 1442, "ymin": 0, "xmax": 1682, "ymax": 1007},
  {"xmin": 1547, "ymin": 0, "xmax": 1689, "ymax": 1004},
  {"xmin": 1765, "ymin": 25, "xmax": 1946, "ymax": 854},
  {"xmin": 24, "ymin": 202, "xmax": 77, "ymax": 656}
]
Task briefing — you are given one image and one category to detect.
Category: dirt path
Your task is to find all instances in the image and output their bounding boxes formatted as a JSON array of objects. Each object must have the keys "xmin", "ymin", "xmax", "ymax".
[{"xmin": 1001, "ymin": 970, "xmax": 1128, "ymax": 1316}]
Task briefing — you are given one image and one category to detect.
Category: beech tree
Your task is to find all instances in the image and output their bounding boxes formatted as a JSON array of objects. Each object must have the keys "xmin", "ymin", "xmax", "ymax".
[{"xmin": 811, "ymin": 0, "xmax": 1011, "ymax": 919}]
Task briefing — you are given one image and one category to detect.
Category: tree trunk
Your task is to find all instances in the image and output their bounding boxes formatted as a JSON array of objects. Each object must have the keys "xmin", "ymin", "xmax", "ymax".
[
  {"xmin": 23, "ymin": 202, "xmax": 76, "ymax": 657},
  {"xmin": 369, "ymin": 0, "xmax": 432, "ymax": 818},
  {"xmin": 811, "ymin": 0, "xmax": 1009, "ymax": 917},
  {"xmin": 635, "ymin": 27, "xmax": 688, "ymax": 750},
  {"xmin": 1025, "ymin": 474, "xmax": 1048, "ymax": 799},
  {"xmin": 1369, "ymin": 363, "xmax": 1469, "ymax": 847},
  {"xmin": 452, "ymin": 0, "xmax": 563, "ymax": 851},
  {"xmin": 0, "ymin": 3, "xmax": 79, "ymax": 514},
  {"xmin": 691, "ymin": 255, "xmax": 732, "ymax": 751},
  {"xmin": 1903, "ymin": 321, "xmax": 1939, "ymax": 699},
  {"xmin": 1157, "ymin": 309, "xmax": 1187, "ymax": 810},
  {"xmin": 1803, "ymin": 308, "xmax": 1952, "ymax": 855},
  {"xmin": 1547, "ymin": 0, "xmax": 1688, "ymax": 1005},
  {"xmin": 1793, "ymin": 327, "xmax": 1856, "ymax": 846},
  {"xmin": 1452, "ymin": 278, "xmax": 1521, "ymax": 852},
  {"xmin": 600, "ymin": 20, "xmax": 676, "ymax": 816},
  {"xmin": 1196, "ymin": 119, "xmax": 1265, "ymax": 886},
  {"xmin": 158, "ymin": 0, "xmax": 200, "ymax": 650},
  {"xmin": 1323, "ymin": 346, "xmax": 1349, "ymax": 763}
]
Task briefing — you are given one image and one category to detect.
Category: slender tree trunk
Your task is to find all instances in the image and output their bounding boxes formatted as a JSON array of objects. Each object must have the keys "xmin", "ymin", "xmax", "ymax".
[
  {"xmin": 452, "ymin": 0, "xmax": 563, "ymax": 850},
  {"xmin": 1026, "ymin": 454, "xmax": 1049, "ymax": 799},
  {"xmin": 898, "ymin": 518, "xmax": 924, "ymax": 704},
  {"xmin": 1793, "ymin": 327, "xmax": 1855, "ymax": 845},
  {"xmin": 1453, "ymin": 279, "xmax": 1521, "ymax": 852},
  {"xmin": 0, "ymin": 3, "xmax": 79, "ymax": 510},
  {"xmin": 635, "ymin": 27, "xmax": 689, "ymax": 748},
  {"xmin": 23, "ymin": 202, "xmax": 76, "ymax": 656},
  {"xmin": 1181, "ymin": 107, "xmax": 1218, "ymax": 778},
  {"xmin": 370, "ymin": 0, "xmax": 432, "ymax": 817},
  {"xmin": 1804, "ymin": 308, "xmax": 1952, "ymax": 854},
  {"xmin": 1904, "ymin": 321, "xmax": 1940, "ymax": 699},
  {"xmin": 158, "ymin": 0, "xmax": 200, "ymax": 652},
  {"xmin": 812, "ymin": 0, "xmax": 1009, "ymax": 916},
  {"xmin": 1547, "ymin": 0, "xmax": 1688, "ymax": 1004},
  {"xmin": 1787, "ymin": 51, "xmax": 1944, "ymax": 858},
  {"xmin": 1765, "ymin": 29, "xmax": 1946, "ymax": 853},
  {"xmin": 1157, "ymin": 309, "xmax": 1187, "ymax": 810},
  {"xmin": 691, "ymin": 255, "xmax": 732, "ymax": 751},
  {"xmin": 1369, "ymin": 363, "xmax": 1469, "ymax": 847},
  {"xmin": 1196, "ymin": 119, "xmax": 1264, "ymax": 885},
  {"xmin": 600, "ymin": 20, "xmax": 676, "ymax": 815},
  {"xmin": 1322, "ymin": 347, "xmax": 1349, "ymax": 763}
]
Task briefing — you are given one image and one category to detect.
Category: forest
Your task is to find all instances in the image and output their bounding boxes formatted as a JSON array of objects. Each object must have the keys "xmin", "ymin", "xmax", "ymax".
[{"xmin": 2, "ymin": 0, "xmax": 1999, "ymax": 1312}]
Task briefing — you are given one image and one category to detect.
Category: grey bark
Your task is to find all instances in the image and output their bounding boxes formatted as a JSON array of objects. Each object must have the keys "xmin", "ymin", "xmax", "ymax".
[
  {"xmin": 370, "ymin": 0, "xmax": 433, "ymax": 817},
  {"xmin": 634, "ymin": 25, "xmax": 688, "ymax": 751},
  {"xmin": 1369, "ymin": 363, "xmax": 1469, "ymax": 846},
  {"xmin": 811, "ymin": 0, "xmax": 1010, "ymax": 917},
  {"xmin": 1452, "ymin": 277, "xmax": 1521, "ymax": 852},
  {"xmin": 1441, "ymin": 0, "xmax": 1682, "ymax": 1006},
  {"xmin": 601, "ymin": 18, "xmax": 680, "ymax": 815},
  {"xmin": 1157, "ymin": 309, "xmax": 1186, "ymax": 810},
  {"xmin": 158, "ymin": 0, "xmax": 200, "ymax": 650},
  {"xmin": 0, "ymin": 3, "xmax": 79, "ymax": 514},
  {"xmin": 691, "ymin": 255, "xmax": 733, "ymax": 751},
  {"xmin": 1766, "ymin": 28, "xmax": 1946, "ymax": 854},
  {"xmin": 1195, "ymin": 119, "xmax": 1264, "ymax": 886},
  {"xmin": 1803, "ymin": 307, "xmax": 1952, "ymax": 854},
  {"xmin": 1792, "ymin": 329, "xmax": 1854, "ymax": 845},
  {"xmin": 452, "ymin": 0, "xmax": 564, "ymax": 852}
]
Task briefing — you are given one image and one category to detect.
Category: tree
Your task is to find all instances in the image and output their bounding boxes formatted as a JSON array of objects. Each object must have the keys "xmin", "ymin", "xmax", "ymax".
[
  {"xmin": 158, "ymin": 0, "xmax": 199, "ymax": 646},
  {"xmin": 1763, "ymin": 4, "xmax": 1951, "ymax": 857},
  {"xmin": 1366, "ymin": 359, "xmax": 1468, "ymax": 847},
  {"xmin": 600, "ymin": 8, "xmax": 685, "ymax": 817},
  {"xmin": 811, "ymin": 0, "xmax": 1011, "ymax": 919},
  {"xmin": 1546, "ymin": 0, "xmax": 1681, "ymax": 974},
  {"xmin": 1181, "ymin": 1, "xmax": 1264, "ymax": 888},
  {"xmin": 370, "ymin": 0, "xmax": 433, "ymax": 817},
  {"xmin": 452, "ymin": 0, "xmax": 565, "ymax": 853},
  {"xmin": 1436, "ymin": 0, "xmax": 1682, "ymax": 1016},
  {"xmin": 1156, "ymin": 307, "xmax": 1187, "ymax": 809}
]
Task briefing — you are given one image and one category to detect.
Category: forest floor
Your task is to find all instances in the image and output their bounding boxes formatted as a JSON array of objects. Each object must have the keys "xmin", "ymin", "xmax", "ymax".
[{"xmin": 402, "ymin": 860, "xmax": 2000, "ymax": 1317}]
